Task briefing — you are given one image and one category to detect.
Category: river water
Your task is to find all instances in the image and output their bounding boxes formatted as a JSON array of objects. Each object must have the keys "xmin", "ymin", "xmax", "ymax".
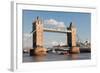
[{"xmin": 23, "ymin": 52, "xmax": 91, "ymax": 62}]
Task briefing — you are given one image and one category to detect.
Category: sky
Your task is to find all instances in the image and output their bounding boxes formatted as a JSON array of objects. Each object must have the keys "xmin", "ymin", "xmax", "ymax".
[{"xmin": 22, "ymin": 10, "xmax": 91, "ymax": 48}]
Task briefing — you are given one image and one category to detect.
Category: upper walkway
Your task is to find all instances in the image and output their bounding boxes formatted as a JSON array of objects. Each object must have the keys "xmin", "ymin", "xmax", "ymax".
[{"xmin": 43, "ymin": 28, "xmax": 71, "ymax": 33}]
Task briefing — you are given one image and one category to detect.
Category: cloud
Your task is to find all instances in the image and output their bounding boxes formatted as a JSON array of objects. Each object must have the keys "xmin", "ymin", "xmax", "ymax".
[
  {"xmin": 23, "ymin": 33, "xmax": 32, "ymax": 38},
  {"xmin": 51, "ymin": 41, "xmax": 66, "ymax": 46},
  {"xmin": 52, "ymin": 41, "xmax": 59, "ymax": 46},
  {"xmin": 23, "ymin": 33, "xmax": 32, "ymax": 48},
  {"xmin": 44, "ymin": 19, "xmax": 58, "ymax": 25},
  {"xmin": 44, "ymin": 19, "xmax": 66, "ymax": 29},
  {"xmin": 57, "ymin": 22, "xmax": 65, "ymax": 28},
  {"xmin": 60, "ymin": 42, "xmax": 66, "ymax": 46}
]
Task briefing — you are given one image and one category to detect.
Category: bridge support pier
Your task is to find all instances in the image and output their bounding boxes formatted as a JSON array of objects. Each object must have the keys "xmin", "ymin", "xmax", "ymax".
[
  {"xmin": 33, "ymin": 47, "xmax": 47, "ymax": 56},
  {"xmin": 30, "ymin": 47, "xmax": 47, "ymax": 56},
  {"xmin": 70, "ymin": 47, "xmax": 80, "ymax": 53}
]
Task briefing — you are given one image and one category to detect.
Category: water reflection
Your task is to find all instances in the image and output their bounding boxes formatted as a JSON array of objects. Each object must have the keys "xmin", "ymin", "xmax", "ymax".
[
  {"xmin": 23, "ymin": 53, "xmax": 91, "ymax": 62},
  {"xmin": 71, "ymin": 54, "xmax": 79, "ymax": 60},
  {"xmin": 33, "ymin": 55, "xmax": 46, "ymax": 62}
]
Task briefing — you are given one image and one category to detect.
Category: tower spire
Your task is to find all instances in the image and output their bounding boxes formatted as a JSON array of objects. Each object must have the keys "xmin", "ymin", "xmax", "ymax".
[
  {"xmin": 69, "ymin": 22, "xmax": 75, "ymax": 28},
  {"xmin": 37, "ymin": 16, "xmax": 39, "ymax": 20}
]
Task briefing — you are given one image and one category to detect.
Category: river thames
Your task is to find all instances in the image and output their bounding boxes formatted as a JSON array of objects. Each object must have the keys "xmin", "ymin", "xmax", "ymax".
[{"xmin": 23, "ymin": 52, "xmax": 91, "ymax": 62}]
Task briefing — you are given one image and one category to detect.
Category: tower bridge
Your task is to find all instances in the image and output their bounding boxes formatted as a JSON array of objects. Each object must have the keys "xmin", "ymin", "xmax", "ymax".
[{"xmin": 30, "ymin": 17, "xmax": 80, "ymax": 56}]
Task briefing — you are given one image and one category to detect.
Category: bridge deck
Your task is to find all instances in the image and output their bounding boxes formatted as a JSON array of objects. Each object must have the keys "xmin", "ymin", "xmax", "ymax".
[{"xmin": 43, "ymin": 28, "xmax": 71, "ymax": 33}]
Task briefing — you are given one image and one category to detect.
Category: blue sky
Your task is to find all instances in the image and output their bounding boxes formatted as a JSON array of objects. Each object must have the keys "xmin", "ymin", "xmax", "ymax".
[{"xmin": 22, "ymin": 10, "xmax": 91, "ymax": 48}]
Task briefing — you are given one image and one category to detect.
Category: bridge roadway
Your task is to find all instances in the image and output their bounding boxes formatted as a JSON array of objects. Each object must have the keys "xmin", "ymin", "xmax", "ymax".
[{"xmin": 43, "ymin": 28, "xmax": 71, "ymax": 33}]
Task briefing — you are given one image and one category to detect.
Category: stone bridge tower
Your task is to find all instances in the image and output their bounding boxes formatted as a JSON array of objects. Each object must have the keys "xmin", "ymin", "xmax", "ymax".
[
  {"xmin": 67, "ymin": 22, "xmax": 80, "ymax": 53},
  {"xmin": 67, "ymin": 22, "xmax": 76, "ymax": 47},
  {"xmin": 32, "ymin": 16, "xmax": 43, "ymax": 48},
  {"xmin": 30, "ymin": 17, "xmax": 47, "ymax": 56}
]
